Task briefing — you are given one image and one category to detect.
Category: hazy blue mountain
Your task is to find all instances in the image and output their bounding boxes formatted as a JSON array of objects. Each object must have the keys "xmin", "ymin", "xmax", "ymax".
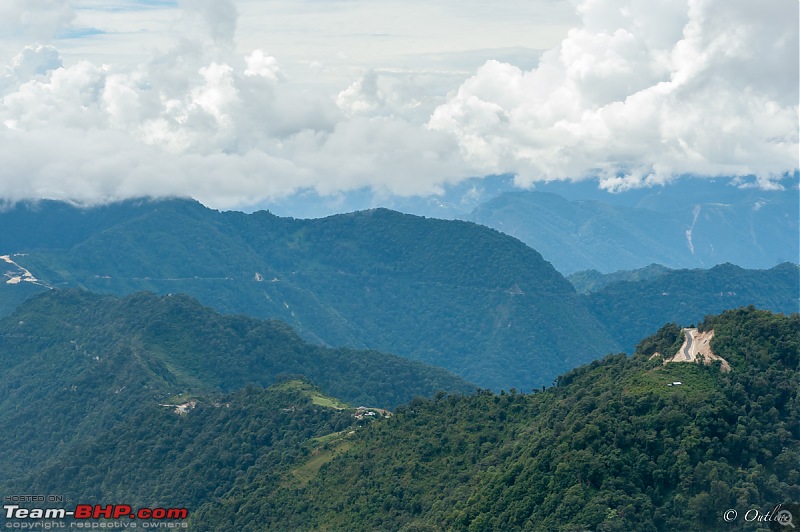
[
  {"xmin": 253, "ymin": 173, "xmax": 798, "ymax": 223},
  {"xmin": 470, "ymin": 191, "xmax": 689, "ymax": 274},
  {"xmin": 256, "ymin": 174, "xmax": 518, "ymax": 220},
  {"xmin": 468, "ymin": 182, "xmax": 798, "ymax": 274},
  {"xmin": 0, "ymin": 198, "xmax": 619, "ymax": 391}
]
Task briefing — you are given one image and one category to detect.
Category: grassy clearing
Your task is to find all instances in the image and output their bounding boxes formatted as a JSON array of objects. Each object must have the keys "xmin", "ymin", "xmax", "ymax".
[
  {"xmin": 289, "ymin": 439, "xmax": 355, "ymax": 487},
  {"xmin": 274, "ymin": 380, "xmax": 350, "ymax": 409},
  {"xmin": 623, "ymin": 362, "xmax": 721, "ymax": 399},
  {"xmin": 163, "ymin": 393, "xmax": 198, "ymax": 404},
  {"xmin": 309, "ymin": 394, "xmax": 349, "ymax": 409}
]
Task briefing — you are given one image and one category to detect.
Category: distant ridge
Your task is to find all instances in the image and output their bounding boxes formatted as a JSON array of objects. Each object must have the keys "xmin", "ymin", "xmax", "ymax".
[
  {"xmin": 0, "ymin": 198, "xmax": 619, "ymax": 390},
  {"xmin": 468, "ymin": 186, "xmax": 798, "ymax": 274},
  {"xmin": 584, "ymin": 262, "xmax": 800, "ymax": 354}
]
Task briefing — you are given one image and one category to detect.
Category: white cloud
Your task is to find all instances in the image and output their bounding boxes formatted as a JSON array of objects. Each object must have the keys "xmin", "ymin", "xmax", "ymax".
[
  {"xmin": 0, "ymin": 0, "xmax": 796, "ymax": 210},
  {"xmin": 8, "ymin": 45, "xmax": 63, "ymax": 80},
  {"xmin": 0, "ymin": 39, "xmax": 465, "ymax": 208},
  {"xmin": 430, "ymin": 0, "xmax": 799, "ymax": 190},
  {"xmin": 0, "ymin": 0, "xmax": 75, "ymax": 42},
  {"xmin": 244, "ymin": 49, "xmax": 279, "ymax": 80},
  {"xmin": 336, "ymin": 70, "xmax": 385, "ymax": 116},
  {"xmin": 179, "ymin": 0, "xmax": 238, "ymax": 49}
]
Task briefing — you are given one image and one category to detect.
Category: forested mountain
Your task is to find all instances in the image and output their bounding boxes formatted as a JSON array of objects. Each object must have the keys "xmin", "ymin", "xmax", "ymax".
[
  {"xmin": 2, "ymin": 199, "xmax": 797, "ymax": 389},
  {"xmin": 1, "ymin": 297, "xmax": 796, "ymax": 530},
  {"xmin": 4, "ymin": 380, "xmax": 364, "ymax": 513},
  {"xmin": 0, "ymin": 198, "xmax": 619, "ymax": 390},
  {"xmin": 468, "ymin": 186, "xmax": 798, "ymax": 274},
  {"xmin": 191, "ymin": 307, "xmax": 800, "ymax": 531},
  {"xmin": 584, "ymin": 262, "xmax": 800, "ymax": 354},
  {"xmin": 0, "ymin": 289, "xmax": 473, "ymax": 485}
]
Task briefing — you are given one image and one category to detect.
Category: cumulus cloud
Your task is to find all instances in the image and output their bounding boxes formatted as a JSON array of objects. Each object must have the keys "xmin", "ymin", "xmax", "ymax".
[
  {"xmin": 429, "ymin": 0, "xmax": 799, "ymax": 190},
  {"xmin": 8, "ymin": 44, "xmax": 62, "ymax": 80},
  {"xmin": 336, "ymin": 70, "xmax": 385, "ymax": 116},
  {"xmin": 0, "ymin": 39, "xmax": 465, "ymax": 208},
  {"xmin": 244, "ymin": 49, "xmax": 280, "ymax": 80},
  {"xmin": 0, "ymin": 0, "xmax": 796, "ymax": 210}
]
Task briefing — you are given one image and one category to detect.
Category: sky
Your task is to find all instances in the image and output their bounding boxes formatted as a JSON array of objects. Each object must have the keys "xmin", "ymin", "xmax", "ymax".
[{"xmin": 0, "ymin": 0, "xmax": 797, "ymax": 210}]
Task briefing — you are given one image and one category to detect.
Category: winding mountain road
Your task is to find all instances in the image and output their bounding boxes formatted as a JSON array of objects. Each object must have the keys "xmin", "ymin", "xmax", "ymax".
[{"xmin": 683, "ymin": 329, "xmax": 694, "ymax": 360}]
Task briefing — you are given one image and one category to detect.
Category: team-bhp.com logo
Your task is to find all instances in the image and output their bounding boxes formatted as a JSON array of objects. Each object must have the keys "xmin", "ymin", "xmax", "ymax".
[{"xmin": 4, "ymin": 504, "xmax": 188, "ymax": 520}]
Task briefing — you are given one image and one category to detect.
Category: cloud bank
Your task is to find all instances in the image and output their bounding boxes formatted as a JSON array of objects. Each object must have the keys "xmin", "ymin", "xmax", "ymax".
[
  {"xmin": 430, "ymin": 0, "xmax": 798, "ymax": 191},
  {"xmin": 0, "ymin": 0, "xmax": 796, "ymax": 209}
]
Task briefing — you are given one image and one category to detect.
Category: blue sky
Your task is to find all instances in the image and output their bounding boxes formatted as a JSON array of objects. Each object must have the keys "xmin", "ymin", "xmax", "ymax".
[{"xmin": 0, "ymin": 0, "xmax": 797, "ymax": 209}]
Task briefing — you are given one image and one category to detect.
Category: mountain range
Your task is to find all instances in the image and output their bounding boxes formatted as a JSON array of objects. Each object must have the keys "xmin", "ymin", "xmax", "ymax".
[
  {"xmin": 1, "ymin": 197, "xmax": 797, "ymax": 390},
  {"xmin": 468, "ymin": 186, "xmax": 798, "ymax": 274},
  {"xmin": 579, "ymin": 261, "xmax": 800, "ymax": 354},
  {"xmin": 254, "ymin": 174, "xmax": 799, "ymax": 274},
  {"xmin": 0, "ymin": 198, "xmax": 619, "ymax": 390}
]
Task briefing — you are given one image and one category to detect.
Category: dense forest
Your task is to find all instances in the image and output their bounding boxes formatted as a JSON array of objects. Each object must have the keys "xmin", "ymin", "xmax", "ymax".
[
  {"xmin": 0, "ymin": 289, "xmax": 796, "ymax": 529},
  {"xmin": 7, "ymin": 380, "xmax": 363, "ymax": 511},
  {"xmin": 0, "ymin": 198, "xmax": 619, "ymax": 390},
  {"xmin": 189, "ymin": 307, "xmax": 799, "ymax": 531},
  {"xmin": 0, "ymin": 289, "xmax": 472, "ymax": 486},
  {"xmin": 2, "ymin": 199, "xmax": 797, "ymax": 392}
]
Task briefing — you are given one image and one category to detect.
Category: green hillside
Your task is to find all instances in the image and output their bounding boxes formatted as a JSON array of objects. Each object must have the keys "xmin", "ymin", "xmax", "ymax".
[
  {"xmin": 0, "ymin": 198, "xmax": 619, "ymax": 390},
  {"xmin": 1, "ymin": 300, "xmax": 796, "ymax": 530},
  {"xmin": 6, "ymin": 380, "xmax": 363, "ymax": 512},
  {"xmin": 0, "ymin": 289, "xmax": 473, "ymax": 484},
  {"xmin": 190, "ymin": 307, "xmax": 800, "ymax": 531}
]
